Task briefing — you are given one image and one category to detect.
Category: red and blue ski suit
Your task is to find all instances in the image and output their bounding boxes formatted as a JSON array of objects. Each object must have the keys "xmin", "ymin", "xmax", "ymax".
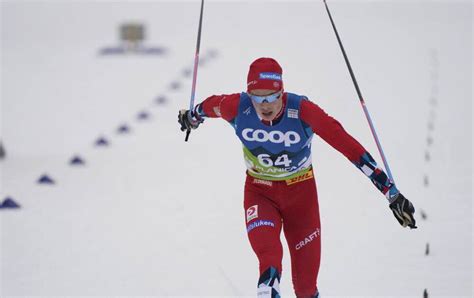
[{"xmin": 195, "ymin": 92, "xmax": 398, "ymax": 297}]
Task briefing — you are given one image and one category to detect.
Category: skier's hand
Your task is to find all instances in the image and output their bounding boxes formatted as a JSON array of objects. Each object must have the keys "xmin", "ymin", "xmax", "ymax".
[
  {"xmin": 389, "ymin": 193, "xmax": 417, "ymax": 229},
  {"xmin": 178, "ymin": 109, "xmax": 203, "ymax": 131}
]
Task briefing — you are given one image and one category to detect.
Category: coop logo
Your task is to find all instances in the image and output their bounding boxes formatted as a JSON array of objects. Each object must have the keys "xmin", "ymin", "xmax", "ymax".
[
  {"xmin": 242, "ymin": 129, "xmax": 300, "ymax": 147},
  {"xmin": 259, "ymin": 72, "xmax": 282, "ymax": 81}
]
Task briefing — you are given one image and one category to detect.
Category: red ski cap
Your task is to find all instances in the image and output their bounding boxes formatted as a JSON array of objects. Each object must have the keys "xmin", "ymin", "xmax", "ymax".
[{"xmin": 247, "ymin": 57, "xmax": 283, "ymax": 93}]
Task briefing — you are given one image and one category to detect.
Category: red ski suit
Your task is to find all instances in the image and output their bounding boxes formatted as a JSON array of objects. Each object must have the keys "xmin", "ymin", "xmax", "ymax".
[{"xmin": 197, "ymin": 92, "xmax": 394, "ymax": 297}]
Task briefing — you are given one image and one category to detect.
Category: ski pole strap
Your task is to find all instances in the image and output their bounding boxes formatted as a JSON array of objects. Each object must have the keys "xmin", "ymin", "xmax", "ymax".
[{"xmin": 354, "ymin": 152, "xmax": 399, "ymax": 201}]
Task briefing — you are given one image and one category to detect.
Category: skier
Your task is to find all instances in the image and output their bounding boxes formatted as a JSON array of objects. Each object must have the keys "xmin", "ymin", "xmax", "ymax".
[{"xmin": 178, "ymin": 57, "xmax": 416, "ymax": 298}]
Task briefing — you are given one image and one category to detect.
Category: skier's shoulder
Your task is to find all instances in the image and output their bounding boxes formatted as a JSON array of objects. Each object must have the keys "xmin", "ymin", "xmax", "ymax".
[
  {"xmin": 200, "ymin": 92, "xmax": 240, "ymax": 120},
  {"xmin": 293, "ymin": 95, "xmax": 330, "ymax": 126},
  {"xmin": 282, "ymin": 92, "xmax": 321, "ymax": 111},
  {"xmin": 297, "ymin": 95, "xmax": 324, "ymax": 112},
  {"xmin": 285, "ymin": 91, "xmax": 308, "ymax": 100},
  {"xmin": 285, "ymin": 92, "xmax": 314, "ymax": 106},
  {"xmin": 211, "ymin": 92, "xmax": 241, "ymax": 121}
]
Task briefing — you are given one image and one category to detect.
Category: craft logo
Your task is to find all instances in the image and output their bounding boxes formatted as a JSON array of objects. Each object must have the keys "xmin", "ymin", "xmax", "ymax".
[
  {"xmin": 243, "ymin": 106, "xmax": 252, "ymax": 115},
  {"xmin": 295, "ymin": 229, "xmax": 320, "ymax": 250},
  {"xmin": 247, "ymin": 220, "xmax": 275, "ymax": 233},
  {"xmin": 242, "ymin": 128, "xmax": 300, "ymax": 147},
  {"xmin": 246, "ymin": 205, "xmax": 258, "ymax": 222},
  {"xmin": 259, "ymin": 72, "xmax": 282, "ymax": 81}
]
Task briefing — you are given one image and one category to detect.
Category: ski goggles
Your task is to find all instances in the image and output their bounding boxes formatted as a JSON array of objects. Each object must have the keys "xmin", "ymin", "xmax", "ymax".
[{"xmin": 249, "ymin": 91, "xmax": 282, "ymax": 104}]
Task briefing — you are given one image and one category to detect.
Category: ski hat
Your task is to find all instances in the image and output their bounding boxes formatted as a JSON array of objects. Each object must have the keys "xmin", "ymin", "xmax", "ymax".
[{"xmin": 247, "ymin": 57, "xmax": 283, "ymax": 93}]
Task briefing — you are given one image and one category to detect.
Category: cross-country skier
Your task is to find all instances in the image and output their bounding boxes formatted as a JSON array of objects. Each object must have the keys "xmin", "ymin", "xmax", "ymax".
[{"xmin": 178, "ymin": 57, "xmax": 416, "ymax": 298}]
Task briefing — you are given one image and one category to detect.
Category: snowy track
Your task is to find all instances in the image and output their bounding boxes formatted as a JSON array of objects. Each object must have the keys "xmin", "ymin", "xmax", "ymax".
[{"xmin": 1, "ymin": 1, "xmax": 472, "ymax": 297}]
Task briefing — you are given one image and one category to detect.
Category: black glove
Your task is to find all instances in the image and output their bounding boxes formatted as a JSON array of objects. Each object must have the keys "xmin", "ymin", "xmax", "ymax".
[
  {"xmin": 178, "ymin": 109, "xmax": 203, "ymax": 132},
  {"xmin": 389, "ymin": 193, "xmax": 417, "ymax": 229}
]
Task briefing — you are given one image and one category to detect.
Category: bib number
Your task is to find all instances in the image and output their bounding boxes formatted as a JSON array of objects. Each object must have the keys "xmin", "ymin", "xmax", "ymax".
[{"xmin": 257, "ymin": 154, "xmax": 292, "ymax": 168}]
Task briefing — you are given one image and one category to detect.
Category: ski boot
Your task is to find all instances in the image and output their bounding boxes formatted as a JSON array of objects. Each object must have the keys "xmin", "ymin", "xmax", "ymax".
[{"xmin": 257, "ymin": 267, "xmax": 281, "ymax": 298}]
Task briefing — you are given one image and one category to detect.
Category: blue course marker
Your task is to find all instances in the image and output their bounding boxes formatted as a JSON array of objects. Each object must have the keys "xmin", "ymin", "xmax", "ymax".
[
  {"xmin": 70, "ymin": 155, "xmax": 85, "ymax": 166},
  {"xmin": 0, "ymin": 197, "xmax": 21, "ymax": 209},
  {"xmin": 0, "ymin": 141, "xmax": 5, "ymax": 159},
  {"xmin": 208, "ymin": 49, "xmax": 219, "ymax": 58},
  {"xmin": 38, "ymin": 174, "xmax": 55, "ymax": 185},
  {"xmin": 182, "ymin": 68, "xmax": 192, "ymax": 78},
  {"xmin": 155, "ymin": 96, "xmax": 167, "ymax": 105},
  {"xmin": 95, "ymin": 137, "xmax": 109, "ymax": 147},
  {"xmin": 169, "ymin": 81, "xmax": 181, "ymax": 90},
  {"xmin": 137, "ymin": 111, "xmax": 150, "ymax": 120},
  {"xmin": 117, "ymin": 124, "xmax": 130, "ymax": 134}
]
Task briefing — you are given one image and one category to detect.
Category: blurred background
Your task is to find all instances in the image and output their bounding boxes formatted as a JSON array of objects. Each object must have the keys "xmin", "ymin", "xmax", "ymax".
[{"xmin": 0, "ymin": 0, "xmax": 472, "ymax": 297}]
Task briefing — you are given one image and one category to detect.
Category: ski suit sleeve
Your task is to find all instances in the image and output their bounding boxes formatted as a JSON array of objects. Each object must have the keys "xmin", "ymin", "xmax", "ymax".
[
  {"xmin": 193, "ymin": 93, "xmax": 240, "ymax": 123},
  {"xmin": 300, "ymin": 99, "xmax": 399, "ymax": 201}
]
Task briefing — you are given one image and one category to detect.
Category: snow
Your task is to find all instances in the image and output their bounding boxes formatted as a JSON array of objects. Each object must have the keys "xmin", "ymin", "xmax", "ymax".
[{"xmin": 1, "ymin": 0, "xmax": 472, "ymax": 297}]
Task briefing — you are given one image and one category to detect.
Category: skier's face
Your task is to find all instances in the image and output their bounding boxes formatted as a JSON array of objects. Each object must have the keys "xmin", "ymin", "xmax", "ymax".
[{"xmin": 250, "ymin": 89, "xmax": 283, "ymax": 121}]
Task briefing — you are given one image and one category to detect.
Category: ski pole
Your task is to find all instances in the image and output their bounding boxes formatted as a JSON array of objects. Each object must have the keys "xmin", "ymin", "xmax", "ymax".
[
  {"xmin": 322, "ymin": 0, "xmax": 395, "ymax": 183},
  {"xmin": 185, "ymin": 0, "xmax": 205, "ymax": 142}
]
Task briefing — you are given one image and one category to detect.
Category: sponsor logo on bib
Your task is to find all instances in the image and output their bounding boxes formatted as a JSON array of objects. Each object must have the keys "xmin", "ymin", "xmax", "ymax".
[
  {"xmin": 242, "ymin": 128, "xmax": 300, "ymax": 147},
  {"xmin": 295, "ymin": 229, "xmax": 320, "ymax": 250}
]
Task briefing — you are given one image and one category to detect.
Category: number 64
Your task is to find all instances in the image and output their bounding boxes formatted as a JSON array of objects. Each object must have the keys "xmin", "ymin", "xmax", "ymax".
[{"xmin": 257, "ymin": 154, "xmax": 291, "ymax": 167}]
